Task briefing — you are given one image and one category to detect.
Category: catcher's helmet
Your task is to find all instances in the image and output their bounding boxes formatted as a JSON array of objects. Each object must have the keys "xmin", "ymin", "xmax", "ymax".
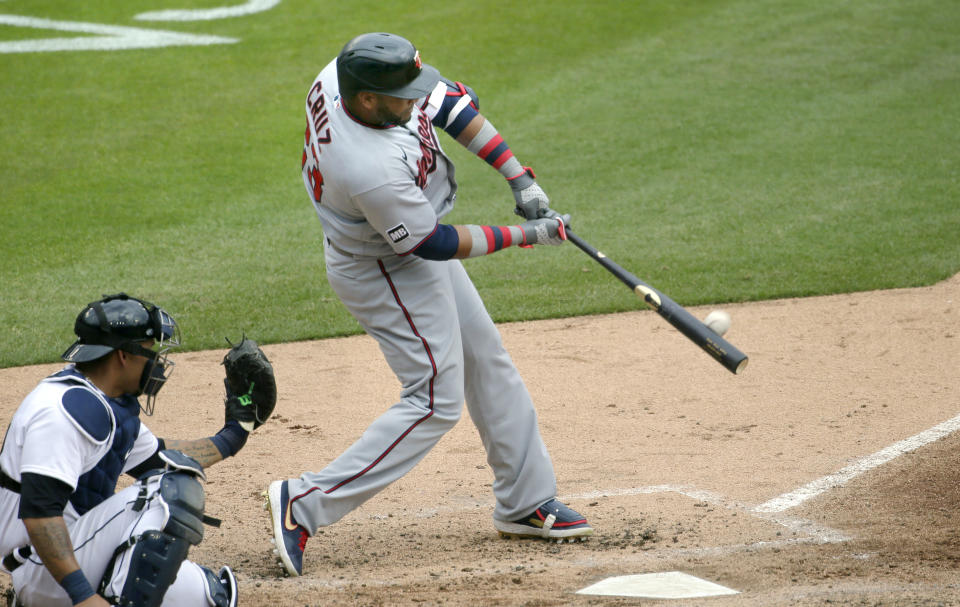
[
  {"xmin": 337, "ymin": 32, "xmax": 440, "ymax": 100},
  {"xmin": 62, "ymin": 293, "xmax": 181, "ymax": 415},
  {"xmin": 62, "ymin": 293, "xmax": 179, "ymax": 363}
]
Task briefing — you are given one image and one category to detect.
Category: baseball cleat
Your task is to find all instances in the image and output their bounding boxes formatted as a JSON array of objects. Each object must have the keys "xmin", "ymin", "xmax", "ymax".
[
  {"xmin": 494, "ymin": 499, "xmax": 593, "ymax": 541},
  {"xmin": 198, "ymin": 565, "xmax": 238, "ymax": 607},
  {"xmin": 266, "ymin": 480, "xmax": 309, "ymax": 577},
  {"xmin": 218, "ymin": 566, "xmax": 239, "ymax": 607}
]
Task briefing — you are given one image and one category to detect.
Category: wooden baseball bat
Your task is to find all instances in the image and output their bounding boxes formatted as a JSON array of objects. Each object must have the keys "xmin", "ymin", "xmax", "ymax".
[{"xmin": 565, "ymin": 229, "xmax": 749, "ymax": 374}]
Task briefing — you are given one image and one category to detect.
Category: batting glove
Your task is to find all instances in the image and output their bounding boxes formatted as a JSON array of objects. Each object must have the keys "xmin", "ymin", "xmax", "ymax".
[
  {"xmin": 519, "ymin": 214, "xmax": 570, "ymax": 246},
  {"xmin": 509, "ymin": 167, "xmax": 559, "ymax": 220}
]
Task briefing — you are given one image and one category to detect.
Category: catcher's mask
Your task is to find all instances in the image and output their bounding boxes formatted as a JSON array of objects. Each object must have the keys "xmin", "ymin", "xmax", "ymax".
[{"xmin": 62, "ymin": 292, "xmax": 181, "ymax": 416}]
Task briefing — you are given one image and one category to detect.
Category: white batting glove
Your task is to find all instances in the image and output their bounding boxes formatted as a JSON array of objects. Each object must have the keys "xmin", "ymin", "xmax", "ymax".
[
  {"xmin": 519, "ymin": 214, "xmax": 570, "ymax": 246},
  {"xmin": 509, "ymin": 167, "xmax": 556, "ymax": 220}
]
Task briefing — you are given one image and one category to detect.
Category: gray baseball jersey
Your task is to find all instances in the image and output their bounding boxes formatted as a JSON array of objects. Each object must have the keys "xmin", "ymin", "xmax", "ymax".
[{"xmin": 302, "ymin": 59, "xmax": 457, "ymax": 257}]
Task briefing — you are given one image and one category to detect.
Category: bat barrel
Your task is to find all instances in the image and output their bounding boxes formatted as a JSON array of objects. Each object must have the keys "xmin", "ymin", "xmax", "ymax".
[
  {"xmin": 565, "ymin": 229, "xmax": 749, "ymax": 374},
  {"xmin": 653, "ymin": 289, "xmax": 749, "ymax": 374}
]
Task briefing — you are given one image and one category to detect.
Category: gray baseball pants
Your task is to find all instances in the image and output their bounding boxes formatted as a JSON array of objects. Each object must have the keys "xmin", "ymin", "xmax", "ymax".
[{"xmin": 287, "ymin": 245, "xmax": 557, "ymax": 532}]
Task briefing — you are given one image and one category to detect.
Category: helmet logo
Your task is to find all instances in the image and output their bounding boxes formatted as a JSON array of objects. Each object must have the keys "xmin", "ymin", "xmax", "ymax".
[{"xmin": 413, "ymin": 50, "xmax": 422, "ymax": 69}]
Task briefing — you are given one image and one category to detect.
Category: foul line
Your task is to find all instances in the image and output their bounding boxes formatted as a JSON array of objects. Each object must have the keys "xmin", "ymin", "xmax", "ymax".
[{"xmin": 754, "ymin": 412, "xmax": 960, "ymax": 513}]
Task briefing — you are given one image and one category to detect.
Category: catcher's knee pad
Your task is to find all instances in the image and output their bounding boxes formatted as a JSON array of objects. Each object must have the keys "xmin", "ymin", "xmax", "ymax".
[
  {"xmin": 114, "ymin": 529, "xmax": 191, "ymax": 607},
  {"xmin": 158, "ymin": 469, "xmax": 207, "ymax": 545},
  {"xmin": 112, "ymin": 471, "xmax": 206, "ymax": 606}
]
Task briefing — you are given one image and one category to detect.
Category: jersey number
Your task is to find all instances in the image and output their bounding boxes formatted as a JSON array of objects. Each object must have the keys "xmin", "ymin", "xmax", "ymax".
[
  {"xmin": 302, "ymin": 127, "xmax": 324, "ymax": 204},
  {"xmin": 307, "ymin": 162, "xmax": 324, "ymax": 203}
]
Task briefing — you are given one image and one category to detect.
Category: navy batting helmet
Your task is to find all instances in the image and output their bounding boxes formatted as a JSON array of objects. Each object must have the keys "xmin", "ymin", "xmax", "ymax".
[{"xmin": 337, "ymin": 32, "xmax": 440, "ymax": 100}]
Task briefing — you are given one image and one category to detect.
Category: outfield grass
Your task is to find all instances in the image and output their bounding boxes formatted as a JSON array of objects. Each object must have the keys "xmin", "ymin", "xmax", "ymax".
[{"xmin": 1, "ymin": 0, "xmax": 958, "ymax": 367}]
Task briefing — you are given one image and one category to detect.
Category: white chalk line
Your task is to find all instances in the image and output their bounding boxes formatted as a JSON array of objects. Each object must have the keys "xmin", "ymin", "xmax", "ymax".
[
  {"xmin": 135, "ymin": 0, "xmax": 281, "ymax": 22},
  {"xmin": 0, "ymin": 15, "xmax": 236, "ymax": 53},
  {"xmin": 280, "ymin": 534, "xmax": 835, "ymax": 590},
  {"xmin": 754, "ymin": 412, "xmax": 960, "ymax": 513},
  {"xmin": 266, "ymin": 414, "xmax": 960, "ymax": 587}
]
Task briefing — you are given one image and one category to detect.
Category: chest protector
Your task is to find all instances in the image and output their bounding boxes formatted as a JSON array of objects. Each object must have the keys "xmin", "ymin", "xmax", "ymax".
[{"xmin": 57, "ymin": 373, "xmax": 142, "ymax": 515}]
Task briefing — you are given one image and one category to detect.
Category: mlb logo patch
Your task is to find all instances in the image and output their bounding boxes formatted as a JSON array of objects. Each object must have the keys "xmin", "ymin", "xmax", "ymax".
[{"xmin": 387, "ymin": 223, "xmax": 410, "ymax": 243}]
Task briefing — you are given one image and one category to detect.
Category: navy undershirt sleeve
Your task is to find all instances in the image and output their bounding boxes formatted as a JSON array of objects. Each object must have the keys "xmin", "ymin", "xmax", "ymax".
[
  {"xmin": 412, "ymin": 224, "xmax": 460, "ymax": 260},
  {"xmin": 19, "ymin": 472, "xmax": 73, "ymax": 519}
]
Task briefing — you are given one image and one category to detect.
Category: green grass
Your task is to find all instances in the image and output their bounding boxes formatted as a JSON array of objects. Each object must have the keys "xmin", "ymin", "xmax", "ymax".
[{"xmin": 1, "ymin": 0, "xmax": 958, "ymax": 366}]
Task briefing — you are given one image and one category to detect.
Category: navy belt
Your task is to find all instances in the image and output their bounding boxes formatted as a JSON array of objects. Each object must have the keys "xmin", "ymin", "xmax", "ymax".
[{"xmin": 0, "ymin": 469, "xmax": 20, "ymax": 494}]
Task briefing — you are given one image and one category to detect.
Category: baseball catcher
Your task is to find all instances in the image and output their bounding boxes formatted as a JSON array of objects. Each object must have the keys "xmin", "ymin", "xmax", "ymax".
[{"xmin": 0, "ymin": 293, "xmax": 277, "ymax": 606}]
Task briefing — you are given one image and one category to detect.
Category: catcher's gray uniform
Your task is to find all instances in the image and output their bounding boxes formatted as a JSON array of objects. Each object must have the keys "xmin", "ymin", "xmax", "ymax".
[{"xmin": 287, "ymin": 58, "xmax": 558, "ymax": 530}]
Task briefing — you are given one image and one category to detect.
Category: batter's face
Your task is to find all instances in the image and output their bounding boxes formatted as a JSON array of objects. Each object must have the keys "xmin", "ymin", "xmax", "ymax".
[{"xmin": 371, "ymin": 94, "xmax": 417, "ymax": 125}]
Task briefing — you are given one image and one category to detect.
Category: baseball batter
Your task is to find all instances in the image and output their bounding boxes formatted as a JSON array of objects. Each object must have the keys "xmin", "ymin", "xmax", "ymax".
[
  {"xmin": 0, "ymin": 293, "xmax": 270, "ymax": 606},
  {"xmin": 266, "ymin": 32, "xmax": 592, "ymax": 577}
]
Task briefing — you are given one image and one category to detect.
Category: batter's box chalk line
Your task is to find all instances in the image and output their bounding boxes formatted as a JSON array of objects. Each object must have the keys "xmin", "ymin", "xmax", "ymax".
[
  {"xmin": 570, "ymin": 417, "xmax": 960, "ymax": 603},
  {"xmin": 379, "ymin": 484, "xmax": 848, "ymax": 547}
]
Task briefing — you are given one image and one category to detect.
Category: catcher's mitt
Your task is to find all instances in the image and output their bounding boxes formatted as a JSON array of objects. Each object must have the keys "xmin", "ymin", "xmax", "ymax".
[{"xmin": 222, "ymin": 337, "xmax": 276, "ymax": 431}]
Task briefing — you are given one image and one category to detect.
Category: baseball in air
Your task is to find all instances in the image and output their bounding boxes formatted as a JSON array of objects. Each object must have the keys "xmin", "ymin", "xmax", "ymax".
[{"xmin": 704, "ymin": 310, "xmax": 731, "ymax": 336}]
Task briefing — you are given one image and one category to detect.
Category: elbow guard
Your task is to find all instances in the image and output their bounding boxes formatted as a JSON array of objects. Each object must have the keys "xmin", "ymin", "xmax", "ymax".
[
  {"xmin": 431, "ymin": 78, "xmax": 481, "ymax": 138},
  {"xmin": 441, "ymin": 76, "xmax": 479, "ymax": 110}
]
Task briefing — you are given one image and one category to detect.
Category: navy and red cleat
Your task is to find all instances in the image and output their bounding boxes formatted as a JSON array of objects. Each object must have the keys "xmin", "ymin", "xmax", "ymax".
[
  {"xmin": 494, "ymin": 498, "xmax": 593, "ymax": 542},
  {"xmin": 266, "ymin": 480, "xmax": 309, "ymax": 576}
]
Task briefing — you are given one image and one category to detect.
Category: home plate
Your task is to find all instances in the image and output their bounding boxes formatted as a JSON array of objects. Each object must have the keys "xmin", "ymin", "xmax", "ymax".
[{"xmin": 576, "ymin": 571, "xmax": 739, "ymax": 599}]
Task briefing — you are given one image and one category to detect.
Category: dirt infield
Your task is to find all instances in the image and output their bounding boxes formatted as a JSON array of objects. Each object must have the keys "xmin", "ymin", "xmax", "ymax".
[{"xmin": 2, "ymin": 274, "xmax": 957, "ymax": 606}]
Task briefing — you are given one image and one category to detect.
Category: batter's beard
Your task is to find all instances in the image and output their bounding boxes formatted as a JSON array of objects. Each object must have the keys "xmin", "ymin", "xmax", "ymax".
[{"xmin": 374, "ymin": 104, "xmax": 413, "ymax": 126}]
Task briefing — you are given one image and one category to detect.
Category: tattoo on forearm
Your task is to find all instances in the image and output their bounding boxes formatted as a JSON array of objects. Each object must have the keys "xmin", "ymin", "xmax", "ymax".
[
  {"xmin": 25, "ymin": 517, "xmax": 80, "ymax": 580},
  {"xmin": 163, "ymin": 438, "xmax": 223, "ymax": 468}
]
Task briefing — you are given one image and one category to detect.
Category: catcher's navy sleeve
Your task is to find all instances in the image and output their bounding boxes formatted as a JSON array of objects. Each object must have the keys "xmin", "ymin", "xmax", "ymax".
[
  {"xmin": 19, "ymin": 472, "xmax": 73, "ymax": 518},
  {"xmin": 210, "ymin": 420, "xmax": 249, "ymax": 458}
]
